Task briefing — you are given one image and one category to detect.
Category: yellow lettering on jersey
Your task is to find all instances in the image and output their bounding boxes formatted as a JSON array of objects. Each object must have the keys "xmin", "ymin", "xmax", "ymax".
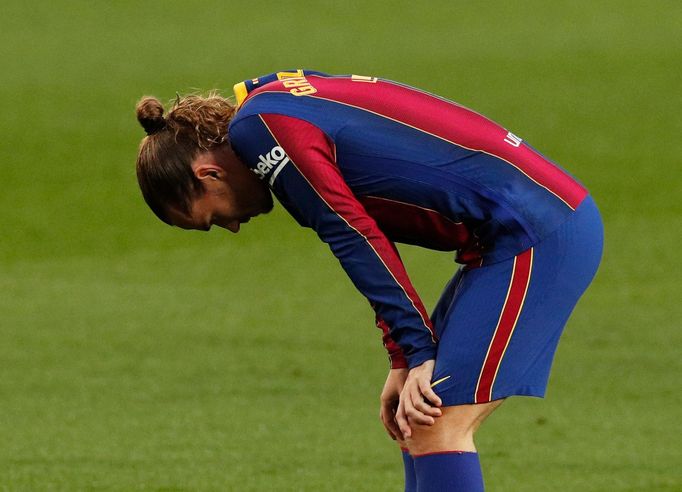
[
  {"xmin": 276, "ymin": 69, "xmax": 305, "ymax": 80},
  {"xmin": 351, "ymin": 74, "xmax": 378, "ymax": 83},
  {"xmin": 291, "ymin": 86, "xmax": 317, "ymax": 96},
  {"xmin": 279, "ymin": 74, "xmax": 317, "ymax": 96},
  {"xmin": 282, "ymin": 77, "xmax": 308, "ymax": 88}
]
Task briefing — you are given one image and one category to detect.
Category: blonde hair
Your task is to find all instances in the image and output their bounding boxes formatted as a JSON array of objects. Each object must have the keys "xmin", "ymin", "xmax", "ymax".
[{"xmin": 135, "ymin": 92, "xmax": 237, "ymax": 223}]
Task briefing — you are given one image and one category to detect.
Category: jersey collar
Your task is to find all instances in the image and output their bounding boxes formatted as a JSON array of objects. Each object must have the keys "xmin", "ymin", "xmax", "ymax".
[{"xmin": 233, "ymin": 69, "xmax": 305, "ymax": 108}]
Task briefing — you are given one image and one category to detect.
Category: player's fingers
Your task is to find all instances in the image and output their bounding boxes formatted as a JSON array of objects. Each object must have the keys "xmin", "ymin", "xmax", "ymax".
[
  {"xmin": 380, "ymin": 402, "xmax": 401, "ymax": 440},
  {"xmin": 396, "ymin": 399, "xmax": 412, "ymax": 438},
  {"xmin": 380, "ymin": 419, "xmax": 396, "ymax": 440},
  {"xmin": 406, "ymin": 407, "xmax": 435, "ymax": 425},
  {"xmin": 412, "ymin": 396, "xmax": 442, "ymax": 417},
  {"xmin": 385, "ymin": 414, "xmax": 403, "ymax": 441},
  {"xmin": 405, "ymin": 388, "xmax": 435, "ymax": 426},
  {"xmin": 379, "ymin": 407, "xmax": 393, "ymax": 439},
  {"xmin": 418, "ymin": 379, "xmax": 443, "ymax": 408}
]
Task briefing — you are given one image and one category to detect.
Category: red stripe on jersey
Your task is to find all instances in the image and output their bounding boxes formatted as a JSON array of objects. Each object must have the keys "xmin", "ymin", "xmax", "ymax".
[
  {"xmin": 259, "ymin": 113, "xmax": 436, "ymax": 342},
  {"xmin": 376, "ymin": 315, "xmax": 408, "ymax": 369},
  {"xmin": 474, "ymin": 248, "xmax": 533, "ymax": 403},
  {"xmin": 358, "ymin": 195, "xmax": 484, "ymax": 266},
  {"xmin": 247, "ymin": 77, "xmax": 587, "ymax": 209},
  {"xmin": 358, "ymin": 195, "xmax": 472, "ymax": 252}
]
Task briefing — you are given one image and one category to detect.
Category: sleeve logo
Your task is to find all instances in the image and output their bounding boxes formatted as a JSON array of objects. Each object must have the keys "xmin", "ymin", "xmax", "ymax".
[{"xmin": 252, "ymin": 145, "xmax": 290, "ymax": 185}]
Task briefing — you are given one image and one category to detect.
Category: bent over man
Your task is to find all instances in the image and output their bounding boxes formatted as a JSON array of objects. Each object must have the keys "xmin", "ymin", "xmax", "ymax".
[{"xmin": 134, "ymin": 69, "xmax": 603, "ymax": 491}]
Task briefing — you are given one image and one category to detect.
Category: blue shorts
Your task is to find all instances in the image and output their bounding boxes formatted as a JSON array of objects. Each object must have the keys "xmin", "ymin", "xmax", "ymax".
[{"xmin": 430, "ymin": 195, "xmax": 604, "ymax": 406}]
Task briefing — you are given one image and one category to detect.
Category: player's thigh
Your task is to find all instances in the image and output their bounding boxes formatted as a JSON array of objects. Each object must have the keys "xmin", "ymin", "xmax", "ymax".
[
  {"xmin": 407, "ymin": 400, "xmax": 504, "ymax": 455},
  {"xmin": 430, "ymin": 196, "xmax": 603, "ymax": 407},
  {"xmin": 428, "ymin": 257, "xmax": 522, "ymax": 407}
]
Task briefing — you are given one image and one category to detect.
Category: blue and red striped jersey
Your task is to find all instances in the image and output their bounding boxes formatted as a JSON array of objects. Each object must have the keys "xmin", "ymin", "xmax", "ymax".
[{"xmin": 228, "ymin": 69, "xmax": 588, "ymax": 369}]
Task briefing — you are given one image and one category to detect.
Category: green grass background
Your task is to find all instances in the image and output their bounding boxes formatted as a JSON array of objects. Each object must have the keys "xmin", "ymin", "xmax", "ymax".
[{"xmin": 1, "ymin": 1, "xmax": 680, "ymax": 490}]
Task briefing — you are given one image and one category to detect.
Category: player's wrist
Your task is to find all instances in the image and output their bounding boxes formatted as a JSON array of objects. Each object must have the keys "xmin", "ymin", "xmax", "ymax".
[
  {"xmin": 405, "ymin": 347, "xmax": 437, "ymax": 370},
  {"xmin": 389, "ymin": 351, "xmax": 408, "ymax": 369},
  {"xmin": 407, "ymin": 358, "xmax": 435, "ymax": 376}
]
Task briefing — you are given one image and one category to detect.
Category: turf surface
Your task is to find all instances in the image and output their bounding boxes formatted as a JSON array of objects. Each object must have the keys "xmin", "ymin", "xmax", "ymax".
[{"xmin": 1, "ymin": 1, "xmax": 680, "ymax": 490}]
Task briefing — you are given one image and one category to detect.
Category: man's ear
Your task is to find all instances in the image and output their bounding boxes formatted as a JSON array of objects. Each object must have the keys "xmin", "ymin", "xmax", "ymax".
[{"xmin": 194, "ymin": 164, "xmax": 223, "ymax": 182}]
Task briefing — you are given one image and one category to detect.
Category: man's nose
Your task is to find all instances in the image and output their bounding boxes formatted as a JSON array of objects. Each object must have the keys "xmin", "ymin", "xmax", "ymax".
[{"xmin": 226, "ymin": 221, "xmax": 240, "ymax": 233}]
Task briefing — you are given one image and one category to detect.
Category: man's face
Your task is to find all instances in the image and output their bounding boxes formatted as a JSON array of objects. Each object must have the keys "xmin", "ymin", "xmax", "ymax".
[{"xmin": 166, "ymin": 148, "xmax": 273, "ymax": 233}]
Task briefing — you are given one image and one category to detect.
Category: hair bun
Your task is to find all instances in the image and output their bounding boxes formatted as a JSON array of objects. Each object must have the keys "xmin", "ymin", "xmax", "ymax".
[{"xmin": 136, "ymin": 96, "xmax": 167, "ymax": 135}]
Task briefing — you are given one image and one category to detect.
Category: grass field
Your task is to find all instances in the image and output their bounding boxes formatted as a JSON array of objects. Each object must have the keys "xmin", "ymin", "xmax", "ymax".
[{"xmin": 1, "ymin": 1, "xmax": 681, "ymax": 490}]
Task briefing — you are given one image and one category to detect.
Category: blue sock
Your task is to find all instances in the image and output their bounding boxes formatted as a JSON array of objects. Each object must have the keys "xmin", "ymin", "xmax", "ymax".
[
  {"xmin": 413, "ymin": 451, "xmax": 484, "ymax": 492},
  {"xmin": 401, "ymin": 448, "xmax": 417, "ymax": 492}
]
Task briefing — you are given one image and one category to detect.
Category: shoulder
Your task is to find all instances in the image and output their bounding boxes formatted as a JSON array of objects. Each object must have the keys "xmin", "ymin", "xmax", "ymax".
[{"xmin": 228, "ymin": 110, "xmax": 259, "ymax": 133}]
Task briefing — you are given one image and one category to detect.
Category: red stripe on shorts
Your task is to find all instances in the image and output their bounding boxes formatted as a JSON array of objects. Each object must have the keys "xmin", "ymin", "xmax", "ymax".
[{"xmin": 475, "ymin": 248, "xmax": 533, "ymax": 403}]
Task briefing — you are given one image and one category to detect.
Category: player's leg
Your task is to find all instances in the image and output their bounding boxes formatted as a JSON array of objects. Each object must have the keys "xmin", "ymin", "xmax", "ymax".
[
  {"xmin": 396, "ymin": 270, "xmax": 465, "ymax": 492},
  {"xmin": 407, "ymin": 400, "xmax": 504, "ymax": 455},
  {"xmin": 405, "ymin": 401, "xmax": 503, "ymax": 492},
  {"xmin": 397, "ymin": 441, "xmax": 417, "ymax": 492},
  {"xmin": 408, "ymin": 194, "xmax": 603, "ymax": 491},
  {"xmin": 397, "ymin": 402, "xmax": 500, "ymax": 492},
  {"xmin": 406, "ymin": 250, "xmax": 530, "ymax": 491}
]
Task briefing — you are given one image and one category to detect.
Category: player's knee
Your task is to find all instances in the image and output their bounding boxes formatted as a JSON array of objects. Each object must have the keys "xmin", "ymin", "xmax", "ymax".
[
  {"xmin": 407, "ymin": 409, "xmax": 472, "ymax": 441},
  {"xmin": 406, "ymin": 400, "xmax": 504, "ymax": 455},
  {"xmin": 406, "ymin": 419, "xmax": 473, "ymax": 455}
]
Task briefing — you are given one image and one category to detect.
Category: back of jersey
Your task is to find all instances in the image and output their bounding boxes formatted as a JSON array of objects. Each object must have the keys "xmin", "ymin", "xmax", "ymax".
[{"xmin": 230, "ymin": 70, "xmax": 588, "ymax": 263}]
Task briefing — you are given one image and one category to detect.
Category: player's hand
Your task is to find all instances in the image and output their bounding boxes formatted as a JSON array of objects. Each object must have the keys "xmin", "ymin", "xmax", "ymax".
[
  {"xmin": 396, "ymin": 359, "xmax": 442, "ymax": 438},
  {"xmin": 379, "ymin": 368, "xmax": 408, "ymax": 441}
]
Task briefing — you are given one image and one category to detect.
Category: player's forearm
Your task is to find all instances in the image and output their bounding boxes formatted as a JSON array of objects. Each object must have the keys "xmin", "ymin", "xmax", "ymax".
[
  {"xmin": 377, "ymin": 313, "xmax": 437, "ymax": 369},
  {"xmin": 395, "ymin": 336, "xmax": 438, "ymax": 369}
]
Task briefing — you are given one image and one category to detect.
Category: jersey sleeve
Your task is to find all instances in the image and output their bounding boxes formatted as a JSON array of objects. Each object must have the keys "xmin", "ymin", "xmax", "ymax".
[{"xmin": 228, "ymin": 113, "xmax": 437, "ymax": 369}]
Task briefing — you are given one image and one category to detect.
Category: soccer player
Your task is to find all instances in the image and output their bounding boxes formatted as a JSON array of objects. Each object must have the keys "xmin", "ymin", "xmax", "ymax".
[{"xmin": 134, "ymin": 69, "xmax": 603, "ymax": 491}]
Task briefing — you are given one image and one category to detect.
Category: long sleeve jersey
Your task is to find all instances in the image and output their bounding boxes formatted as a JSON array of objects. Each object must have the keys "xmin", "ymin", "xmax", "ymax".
[{"xmin": 227, "ymin": 69, "xmax": 588, "ymax": 369}]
